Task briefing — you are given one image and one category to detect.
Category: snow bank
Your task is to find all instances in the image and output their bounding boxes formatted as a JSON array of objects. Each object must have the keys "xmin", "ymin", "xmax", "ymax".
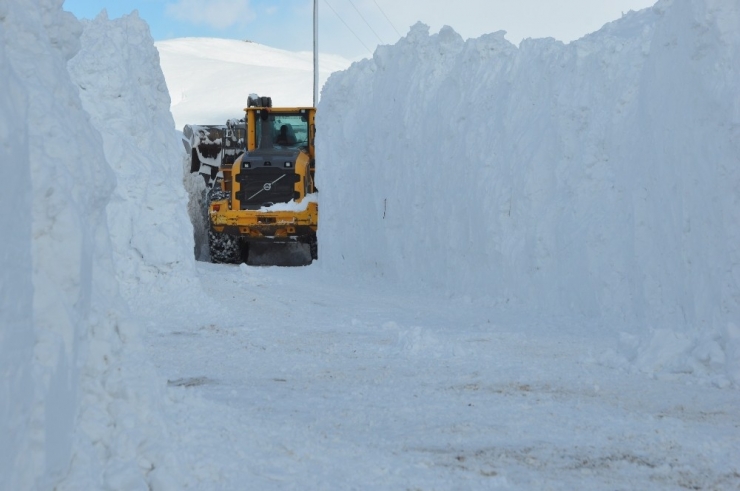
[
  {"xmin": 318, "ymin": 0, "xmax": 740, "ymax": 386},
  {"xmin": 1, "ymin": 1, "xmax": 193, "ymax": 488},
  {"xmin": 0, "ymin": 16, "xmax": 34, "ymax": 489},
  {"xmin": 68, "ymin": 10, "xmax": 198, "ymax": 306},
  {"xmin": 0, "ymin": 1, "xmax": 116, "ymax": 486}
]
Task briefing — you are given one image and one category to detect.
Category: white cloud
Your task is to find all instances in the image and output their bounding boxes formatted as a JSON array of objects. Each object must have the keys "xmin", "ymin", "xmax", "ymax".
[{"xmin": 165, "ymin": 0, "xmax": 255, "ymax": 30}]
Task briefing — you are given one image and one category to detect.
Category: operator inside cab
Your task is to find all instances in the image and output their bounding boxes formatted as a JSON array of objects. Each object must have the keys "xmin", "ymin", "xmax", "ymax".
[
  {"xmin": 275, "ymin": 124, "xmax": 296, "ymax": 146},
  {"xmin": 255, "ymin": 112, "xmax": 310, "ymax": 150}
]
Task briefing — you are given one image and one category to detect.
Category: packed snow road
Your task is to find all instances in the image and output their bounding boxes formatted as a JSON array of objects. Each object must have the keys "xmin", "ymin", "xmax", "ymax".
[{"xmin": 140, "ymin": 262, "xmax": 740, "ymax": 490}]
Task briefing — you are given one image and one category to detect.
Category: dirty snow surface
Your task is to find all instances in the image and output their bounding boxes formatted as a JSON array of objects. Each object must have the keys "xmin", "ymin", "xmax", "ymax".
[{"xmin": 146, "ymin": 265, "xmax": 740, "ymax": 490}]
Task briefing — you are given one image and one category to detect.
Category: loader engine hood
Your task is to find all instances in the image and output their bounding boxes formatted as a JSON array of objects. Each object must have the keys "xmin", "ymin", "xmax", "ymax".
[{"xmin": 235, "ymin": 148, "xmax": 303, "ymax": 210}]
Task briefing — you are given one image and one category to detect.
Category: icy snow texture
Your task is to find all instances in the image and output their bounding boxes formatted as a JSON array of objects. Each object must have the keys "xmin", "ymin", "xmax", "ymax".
[
  {"xmin": 1, "ymin": 2, "xmax": 193, "ymax": 489},
  {"xmin": 318, "ymin": 0, "xmax": 740, "ymax": 385}
]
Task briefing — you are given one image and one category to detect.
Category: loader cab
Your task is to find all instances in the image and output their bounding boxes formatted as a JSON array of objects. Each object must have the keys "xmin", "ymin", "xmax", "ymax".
[
  {"xmin": 250, "ymin": 109, "xmax": 314, "ymax": 156},
  {"xmin": 245, "ymin": 95, "xmax": 315, "ymax": 161},
  {"xmin": 254, "ymin": 112, "xmax": 310, "ymax": 151}
]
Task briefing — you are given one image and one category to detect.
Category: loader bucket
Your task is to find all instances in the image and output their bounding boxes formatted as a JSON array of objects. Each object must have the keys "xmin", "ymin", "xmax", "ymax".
[{"xmin": 184, "ymin": 124, "xmax": 226, "ymax": 174}]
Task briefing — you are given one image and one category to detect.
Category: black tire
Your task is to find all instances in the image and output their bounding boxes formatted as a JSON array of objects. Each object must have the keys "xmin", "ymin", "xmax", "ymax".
[
  {"xmin": 207, "ymin": 187, "xmax": 230, "ymax": 203},
  {"xmin": 309, "ymin": 234, "xmax": 318, "ymax": 261},
  {"xmin": 191, "ymin": 148, "xmax": 201, "ymax": 173},
  {"xmin": 208, "ymin": 230, "xmax": 243, "ymax": 264}
]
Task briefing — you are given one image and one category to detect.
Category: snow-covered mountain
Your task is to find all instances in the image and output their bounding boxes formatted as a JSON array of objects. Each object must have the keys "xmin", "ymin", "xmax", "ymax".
[
  {"xmin": 1, "ymin": 0, "xmax": 739, "ymax": 489},
  {"xmin": 155, "ymin": 37, "xmax": 352, "ymax": 129}
]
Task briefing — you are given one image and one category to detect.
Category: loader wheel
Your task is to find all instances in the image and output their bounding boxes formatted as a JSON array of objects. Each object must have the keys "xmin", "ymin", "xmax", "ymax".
[
  {"xmin": 208, "ymin": 230, "xmax": 243, "ymax": 264},
  {"xmin": 310, "ymin": 236, "xmax": 318, "ymax": 261}
]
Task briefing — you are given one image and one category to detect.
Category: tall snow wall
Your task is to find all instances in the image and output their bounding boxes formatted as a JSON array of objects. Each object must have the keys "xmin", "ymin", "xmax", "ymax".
[
  {"xmin": 68, "ymin": 11, "xmax": 199, "ymax": 308},
  {"xmin": 318, "ymin": 0, "xmax": 739, "ymax": 336},
  {"xmin": 1, "ymin": 1, "xmax": 195, "ymax": 488},
  {"xmin": 0, "ymin": 12, "xmax": 34, "ymax": 489}
]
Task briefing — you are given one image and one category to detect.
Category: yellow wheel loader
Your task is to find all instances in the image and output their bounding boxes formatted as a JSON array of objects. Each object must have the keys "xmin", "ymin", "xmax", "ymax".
[{"xmin": 187, "ymin": 96, "xmax": 318, "ymax": 266}]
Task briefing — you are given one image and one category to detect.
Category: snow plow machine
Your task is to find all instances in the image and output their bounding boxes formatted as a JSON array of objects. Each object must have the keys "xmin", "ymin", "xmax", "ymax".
[{"xmin": 185, "ymin": 95, "xmax": 318, "ymax": 266}]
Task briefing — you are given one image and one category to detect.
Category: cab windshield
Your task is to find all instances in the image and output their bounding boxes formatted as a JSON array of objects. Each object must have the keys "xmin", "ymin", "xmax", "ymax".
[{"xmin": 256, "ymin": 112, "xmax": 309, "ymax": 150}]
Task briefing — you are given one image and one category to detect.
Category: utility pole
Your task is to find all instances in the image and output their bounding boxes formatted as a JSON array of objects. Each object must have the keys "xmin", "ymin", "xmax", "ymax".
[{"xmin": 313, "ymin": 0, "xmax": 319, "ymax": 107}]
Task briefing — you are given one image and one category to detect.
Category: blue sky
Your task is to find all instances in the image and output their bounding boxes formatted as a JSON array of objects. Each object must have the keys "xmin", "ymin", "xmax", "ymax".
[
  {"xmin": 62, "ymin": 0, "xmax": 657, "ymax": 60},
  {"xmin": 62, "ymin": 0, "xmax": 315, "ymax": 48}
]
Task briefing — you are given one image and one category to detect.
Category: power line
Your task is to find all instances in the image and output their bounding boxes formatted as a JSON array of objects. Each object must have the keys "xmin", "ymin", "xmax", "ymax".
[
  {"xmin": 346, "ymin": 0, "xmax": 385, "ymax": 44},
  {"xmin": 323, "ymin": 0, "xmax": 374, "ymax": 55},
  {"xmin": 371, "ymin": 0, "xmax": 402, "ymax": 38}
]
